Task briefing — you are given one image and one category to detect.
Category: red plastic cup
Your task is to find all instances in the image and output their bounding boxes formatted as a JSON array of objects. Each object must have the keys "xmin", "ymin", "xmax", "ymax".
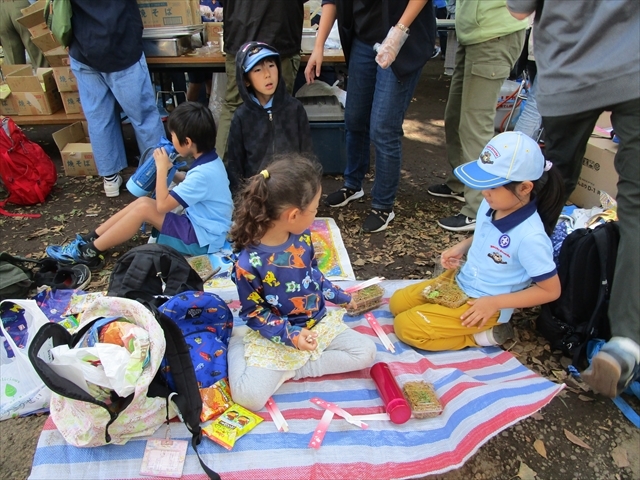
[{"xmin": 370, "ymin": 362, "xmax": 411, "ymax": 424}]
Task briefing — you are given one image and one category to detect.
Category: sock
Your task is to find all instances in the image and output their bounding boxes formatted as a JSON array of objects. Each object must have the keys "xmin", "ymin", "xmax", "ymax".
[
  {"xmin": 81, "ymin": 230, "xmax": 99, "ymax": 242},
  {"xmin": 79, "ymin": 240, "xmax": 102, "ymax": 259},
  {"xmin": 104, "ymin": 173, "xmax": 119, "ymax": 182},
  {"xmin": 473, "ymin": 329, "xmax": 495, "ymax": 347}
]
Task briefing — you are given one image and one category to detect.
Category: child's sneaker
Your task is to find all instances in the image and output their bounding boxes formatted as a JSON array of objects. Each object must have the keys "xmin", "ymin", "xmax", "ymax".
[
  {"xmin": 582, "ymin": 337, "xmax": 640, "ymax": 398},
  {"xmin": 52, "ymin": 264, "xmax": 92, "ymax": 290},
  {"xmin": 473, "ymin": 323, "xmax": 514, "ymax": 347},
  {"xmin": 46, "ymin": 235, "xmax": 104, "ymax": 270}
]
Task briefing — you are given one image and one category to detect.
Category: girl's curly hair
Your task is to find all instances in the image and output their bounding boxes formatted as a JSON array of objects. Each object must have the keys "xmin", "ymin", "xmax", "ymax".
[{"xmin": 230, "ymin": 154, "xmax": 323, "ymax": 252}]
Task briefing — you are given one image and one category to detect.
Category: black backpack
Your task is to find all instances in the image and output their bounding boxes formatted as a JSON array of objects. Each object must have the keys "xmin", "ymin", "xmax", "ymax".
[
  {"xmin": 28, "ymin": 300, "xmax": 221, "ymax": 480},
  {"xmin": 536, "ymin": 222, "xmax": 619, "ymax": 366},
  {"xmin": 107, "ymin": 244, "xmax": 203, "ymax": 299}
]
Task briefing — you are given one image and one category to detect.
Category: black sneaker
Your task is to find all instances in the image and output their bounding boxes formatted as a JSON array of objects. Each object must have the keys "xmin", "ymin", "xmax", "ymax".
[
  {"xmin": 427, "ymin": 183, "xmax": 465, "ymax": 202},
  {"xmin": 324, "ymin": 187, "xmax": 364, "ymax": 207},
  {"xmin": 52, "ymin": 264, "xmax": 92, "ymax": 290},
  {"xmin": 362, "ymin": 209, "xmax": 395, "ymax": 233},
  {"xmin": 487, "ymin": 322, "xmax": 515, "ymax": 345},
  {"xmin": 437, "ymin": 213, "xmax": 476, "ymax": 232}
]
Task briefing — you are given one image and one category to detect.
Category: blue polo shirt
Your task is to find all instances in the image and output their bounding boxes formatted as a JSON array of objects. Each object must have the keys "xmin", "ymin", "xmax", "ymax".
[
  {"xmin": 170, "ymin": 150, "xmax": 233, "ymax": 253},
  {"xmin": 456, "ymin": 199, "xmax": 557, "ymax": 323}
]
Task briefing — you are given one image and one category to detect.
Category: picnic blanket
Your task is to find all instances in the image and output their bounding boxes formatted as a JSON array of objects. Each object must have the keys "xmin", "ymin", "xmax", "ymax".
[{"xmin": 29, "ymin": 281, "xmax": 563, "ymax": 480}]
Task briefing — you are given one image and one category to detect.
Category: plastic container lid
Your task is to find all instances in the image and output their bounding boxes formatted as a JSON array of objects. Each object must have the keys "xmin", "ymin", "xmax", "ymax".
[{"xmin": 299, "ymin": 95, "xmax": 345, "ymax": 122}]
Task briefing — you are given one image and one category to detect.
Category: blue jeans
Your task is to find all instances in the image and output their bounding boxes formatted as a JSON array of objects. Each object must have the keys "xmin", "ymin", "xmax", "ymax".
[
  {"xmin": 70, "ymin": 54, "xmax": 165, "ymax": 177},
  {"xmin": 343, "ymin": 37, "xmax": 423, "ymax": 210}
]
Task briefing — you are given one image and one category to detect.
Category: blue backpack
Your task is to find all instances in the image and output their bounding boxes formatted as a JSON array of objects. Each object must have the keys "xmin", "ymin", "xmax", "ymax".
[{"xmin": 158, "ymin": 291, "xmax": 233, "ymax": 390}]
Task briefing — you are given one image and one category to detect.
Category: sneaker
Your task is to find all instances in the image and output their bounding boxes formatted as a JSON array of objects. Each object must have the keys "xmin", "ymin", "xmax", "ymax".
[
  {"xmin": 427, "ymin": 183, "xmax": 465, "ymax": 202},
  {"xmin": 437, "ymin": 213, "xmax": 476, "ymax": 232},
  {"xmin": 52, "ymin": 264, "xmax": 92, "ymax": 290},
  {"xmin": 431, "ymin": 45, "xmax": 441, "ymax": 59},
  {"xmin": 362, "ymin": 209, "xmax": 395, "ymax": 233},
  {"xmin": 473, "ymin": 323, "xmax": 514, "ymax": 347},
  {"xmin": 104, "ymin": 174, "xmax": 123, "ymax": 197},
  {"xmin": 46, "ymin": 235, "xmax": 104, "ymax": 270},
  {"xmin": 582, "ymin": 337, "xmax": 640, "ymax": 398},
  {"xmin": 34, "ymin": 258, "xmax": 60, "ymax": 288},
  {"xmin": 324, "ymin": 187, "xmax": 364, "ymax": 208}
]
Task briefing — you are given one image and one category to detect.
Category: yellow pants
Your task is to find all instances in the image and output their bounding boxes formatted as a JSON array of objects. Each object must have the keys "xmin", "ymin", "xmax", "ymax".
[{"xmin": 390, "ymin": 270, "xmax": 499, "ymax": 351}]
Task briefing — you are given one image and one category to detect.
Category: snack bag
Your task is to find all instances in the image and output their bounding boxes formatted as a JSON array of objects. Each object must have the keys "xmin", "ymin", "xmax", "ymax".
[
  {"xmin": 200, "ymin": 378, "xmax": 234, "ymax": 422},
  {"xmin": 202, "ymin": 404, "xmax": 263, "ymax": 450}
]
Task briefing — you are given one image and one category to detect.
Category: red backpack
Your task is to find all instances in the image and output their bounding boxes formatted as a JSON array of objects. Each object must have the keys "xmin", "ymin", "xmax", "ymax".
[{"xmin": 0, "ymin": 117, "xmax": 57, "ymax": 218}]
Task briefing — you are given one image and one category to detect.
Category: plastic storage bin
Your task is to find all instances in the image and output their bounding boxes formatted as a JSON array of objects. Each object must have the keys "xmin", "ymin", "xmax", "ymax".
[{"xmin": 300, "ymin": 96, "xmax": 347, "ymax": 175}]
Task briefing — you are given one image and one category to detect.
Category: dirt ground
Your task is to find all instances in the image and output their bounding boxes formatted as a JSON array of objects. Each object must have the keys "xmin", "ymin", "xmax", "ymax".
[{"xmin": 1, "ymin": 60, "xmax": 639, "ymax": 480}]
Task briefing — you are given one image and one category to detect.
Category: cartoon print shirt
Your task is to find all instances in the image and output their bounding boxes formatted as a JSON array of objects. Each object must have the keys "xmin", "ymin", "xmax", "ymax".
[
  {"xmin": 456, "ymin": 199, "xmax": 557, "ymax": 323},
  {"xmin": 233, "ymin": 230, "xmax": 352, "ymax": 347}
]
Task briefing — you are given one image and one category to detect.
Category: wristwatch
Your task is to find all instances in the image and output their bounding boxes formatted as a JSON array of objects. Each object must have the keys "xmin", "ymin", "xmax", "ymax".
[{"xmin": 396, "ymin": 23, "xmax": 410, "ymax": 35}]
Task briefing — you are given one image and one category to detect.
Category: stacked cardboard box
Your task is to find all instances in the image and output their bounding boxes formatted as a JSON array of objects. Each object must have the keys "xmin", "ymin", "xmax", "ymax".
[
  {"xmin": 568, "ymin": 112, "xmax": 619, "ymax": 208},
  {"xmin": 136, "ymin": 0, "xmax": 202, "ymax": 28},
  {"xmin": 2, "ymin": 65, "xmax": 63, "ymax": 115},
  {"xmin": 52, "ymin": 122, "xmax": 98, "ymax": 176}
]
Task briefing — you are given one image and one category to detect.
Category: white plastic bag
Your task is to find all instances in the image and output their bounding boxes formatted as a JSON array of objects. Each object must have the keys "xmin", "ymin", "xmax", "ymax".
[
  {"xmin": 208, "ymin": 72, "xmax": 228, "ymax": 129},
  {"xmin": 0, "ymin": 299, "xmax": 51, "ymax": 420}
]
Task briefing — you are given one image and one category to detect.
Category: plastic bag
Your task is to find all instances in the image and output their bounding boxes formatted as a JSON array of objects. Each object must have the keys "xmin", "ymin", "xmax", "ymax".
[
  {"xmin": 0, "ymin": 299, "xmax": 51, "ymax": 420},
  {"xmin": 208, "ymin": 72, "xmax": 228, "ymax": 129}
]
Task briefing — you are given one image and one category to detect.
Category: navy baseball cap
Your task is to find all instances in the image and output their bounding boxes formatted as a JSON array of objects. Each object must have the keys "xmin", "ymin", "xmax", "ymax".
[
  {"xmin": 454, "ymin": 132, "xmax": 545, "ymax": 189},
  {"xmin": 242, "ymin": 44, "xmax": 279, "ymax": 72}
]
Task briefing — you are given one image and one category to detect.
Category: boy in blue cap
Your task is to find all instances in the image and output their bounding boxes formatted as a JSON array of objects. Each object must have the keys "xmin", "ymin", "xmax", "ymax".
[{"xmin": 225, "ymin": 41, "xmax": 313, "ymax": 193}]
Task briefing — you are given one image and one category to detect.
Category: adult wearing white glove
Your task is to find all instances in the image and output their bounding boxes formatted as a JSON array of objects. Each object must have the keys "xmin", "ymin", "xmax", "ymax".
[
  {"xmin": 375, "ymin": 25, "xmax": 409, "ymax": 69},
  {"xmin": 305, "ymin": 0, "xmax": 435, "ymax": 233}
]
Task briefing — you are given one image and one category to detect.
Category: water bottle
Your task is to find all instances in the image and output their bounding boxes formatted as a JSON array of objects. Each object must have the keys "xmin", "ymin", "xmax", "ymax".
[
  {"xmin": 370, "ymin": 362, "xmax": 411, "ymax": 424},
  {"xmin": 126, "ymin": 136, "xmax": 186, "ymax": 197}
]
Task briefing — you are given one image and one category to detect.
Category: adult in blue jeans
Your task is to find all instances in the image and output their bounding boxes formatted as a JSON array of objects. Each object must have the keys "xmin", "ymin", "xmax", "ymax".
[
  {"xmin": 69, "ymin": 0, "xmax": 165, "ymax": 197},
  {"xmin": 305, "ymin": 0, "xmax": 435, "ymax": 233}
]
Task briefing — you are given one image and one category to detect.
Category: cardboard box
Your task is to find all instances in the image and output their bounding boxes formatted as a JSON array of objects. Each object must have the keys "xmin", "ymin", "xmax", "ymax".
[
  {"xmin": 52, "ymin": 66, "xmax": 78, "ymax": 92},
  {"xmin": 31, "ymin": 30, "xmax": 61, "ymax": 54},
  {"xmin": 5, "ymin": 66, "xmax": 62, "ymax": 115},
  {"xmin": 0, "ymin": 83, "xmax": 19, "ymax": 116},
  {"xmin": 52, "ymin": 122, "xmax": 98, "ymax": 176},
  {"xmin": 204, "ymin": 22, "xmax": 223, "ymax": 52},
  {"xmin": 569, "ymin": 136, "xmax": 618, "ymax": 208},
  {"xmin": 44, "ymin": 47, "xmax": 70, "ymax": 67},
  {"xmin": 60, "ymin": 91, "xmax": 83, "ymax": 114},
  {"xmin": 16, "ymin": 1, "xmax": 46, "ymax": 36},
  {"xmin": 20, "ymin": 0, "xmax": 46, "ymax": 16},
  {"xmin": 137, "ymin": 0, "xmax": 201, "ymax": 28}
]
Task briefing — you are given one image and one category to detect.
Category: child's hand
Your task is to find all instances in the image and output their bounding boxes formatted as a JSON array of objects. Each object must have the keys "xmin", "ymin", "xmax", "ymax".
[
  {"xmin": 347, "ymin": 299, "xmax": 357, "ymax": 310},
  {"xmin": 460, "ymin": 297, "xmax": 499, "ymax": 328},
  {"xmin": 153, "ymin": 147, "xmax": 172, "ymax": 174},
  {"xmin": 295, "ymin": 328, "xmax": 318, "ymax": 351},
  {"xmin": 441, "ymin": 239, "xmax": 471, "ymax": 270}
]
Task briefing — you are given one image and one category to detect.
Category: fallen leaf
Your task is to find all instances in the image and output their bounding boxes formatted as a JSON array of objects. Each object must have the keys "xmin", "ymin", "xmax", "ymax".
[
  {"xmin": 611, "ymin": 446, "xmax": 629, "ymax": 468},
  {"xmin": 353, "ymin": 258, "xmax": 366, "ymax": 266},
  {"xmin": 564, "ymin": 429, "xmax": 592, "ymax": 449},
  {"xmin": 533, "ymin": 439, "xmax": 547, "ymax": 459},
  {"xmin": 516, "ymin": 461, "xmax": 537, "ymax": 480},
  {"xmin": 578, "ymin": 395, "xmax": 594, "ymax": 402},
  {"xmin": 531, "ymin": 412, "xmax": 544, "ymax": 421}
]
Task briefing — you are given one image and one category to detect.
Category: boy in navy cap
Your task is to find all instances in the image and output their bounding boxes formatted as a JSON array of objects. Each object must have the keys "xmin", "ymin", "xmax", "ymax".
[{"xmin": 225, "ymin": 41, "xmax": 313, "ymax": 193}]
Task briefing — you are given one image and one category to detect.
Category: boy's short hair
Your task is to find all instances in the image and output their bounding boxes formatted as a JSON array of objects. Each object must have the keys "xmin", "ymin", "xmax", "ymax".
[{"xmin": 167, "ymin": 102, "xmax": 217, "ymax": 153}]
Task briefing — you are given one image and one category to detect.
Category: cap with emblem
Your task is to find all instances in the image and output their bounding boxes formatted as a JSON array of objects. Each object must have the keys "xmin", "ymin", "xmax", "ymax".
[
  {"xmin": 454, "ymin": 131, "xmax": 545, "ymax": 189},
  {"xmin": 242, "ymin": 43, "xmax": 280, "ymax": 72}
]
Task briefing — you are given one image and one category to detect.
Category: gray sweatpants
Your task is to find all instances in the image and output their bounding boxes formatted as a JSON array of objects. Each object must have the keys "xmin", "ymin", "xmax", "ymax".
[{"xmin": 228, "ymin": 326, "xmax": 377, "ymax": 411}]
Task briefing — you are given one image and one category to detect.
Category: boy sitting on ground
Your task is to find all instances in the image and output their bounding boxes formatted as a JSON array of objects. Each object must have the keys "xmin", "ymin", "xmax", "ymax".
[
  {"xmin": 225, "ymin": 41, "xmax": 313, "ymax": 193},
  {"xmin": 46, "ymin": 102, "xmax": 233, "ymax": 268}
]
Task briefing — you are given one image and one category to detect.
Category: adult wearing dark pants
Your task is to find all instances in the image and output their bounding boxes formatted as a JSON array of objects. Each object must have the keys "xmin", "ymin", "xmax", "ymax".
[
  {"xmin": 507, "ymin": 0, "xmax": 640, "ymax": 398},
  {"xmin": 306, "ymin": 0, "xmax": 435, "ymax": 233},
  {"xmin": 215, "ymin": 0, "xmax": 305, "ymax": 160},
  {"xmin": 428, "ymin": 0, "xmax": 526, "ymax": 232},
  {"xmin": 0, "ymin": 0, "xmax": 46, "ymax": 68},
  {"xmin": 68, "ymin": 0, "xmax": 165, "ymax": 197}
]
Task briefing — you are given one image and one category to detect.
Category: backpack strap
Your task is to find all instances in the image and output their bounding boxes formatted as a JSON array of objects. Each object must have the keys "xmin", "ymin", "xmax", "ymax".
[
  {"xmin": 571, "ymin": 224, "xmax": 617, "ymax": 366},
  {"xmin": 150, "ymin": 305, "xmax": 221, "ymax": 480},
  {"xmin": 28, "ymin": 320, "xmax": 134, "ymax": 443}
]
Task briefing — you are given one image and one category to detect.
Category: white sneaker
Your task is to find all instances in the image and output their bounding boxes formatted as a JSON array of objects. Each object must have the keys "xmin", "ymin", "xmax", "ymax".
[{"xmin": 104, "ymin": 174, "xmax": 123, "ymax": 197}]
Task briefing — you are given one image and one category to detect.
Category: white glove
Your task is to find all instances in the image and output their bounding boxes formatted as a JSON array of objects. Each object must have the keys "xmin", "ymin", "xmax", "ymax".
[
  {"xmin": 200, "ymin": 5, "xmax": 214, "ymax": 20},
  {"xmin": 213, "ymin": 7, "xmax": 224, "ymax": 22},
  {"xmin": 375, "ymin": 26, "xmax": 408, "ymax": 69}
]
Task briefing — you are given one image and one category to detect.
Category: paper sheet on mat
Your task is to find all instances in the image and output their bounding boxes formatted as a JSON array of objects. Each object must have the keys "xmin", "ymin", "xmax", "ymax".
[{"xmin": 203, "ymin": 217, "xmax": 354, "ymax": 290}]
